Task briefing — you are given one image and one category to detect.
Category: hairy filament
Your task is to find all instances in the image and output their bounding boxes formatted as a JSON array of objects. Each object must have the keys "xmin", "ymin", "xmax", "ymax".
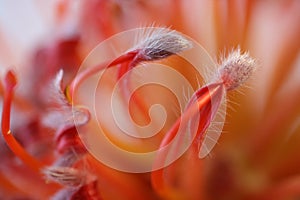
[
  {"xmin": 151, "ymin": 82, "xmax": 224, "ymax": 195},
  {"xmin": 67, "ymin": 29, "xmax": 192, "ymax": 101},
  {"xmin": 152, "ymin": 48, "xmax": 256, "ymax": 196},
  {"xmin": 67, "ymin": 51, "xmax": 138, "ymax": 101},
  {"xmin": 161, "ymin": 83, "xmax": 223, "ymax": 149},
  {"xmin": 1, "ymin": 70, "xmax": 44, "ymax": 172},
  {"xmin": 114, "ymin": 29, "xmax": 193, "ymax": 127}
]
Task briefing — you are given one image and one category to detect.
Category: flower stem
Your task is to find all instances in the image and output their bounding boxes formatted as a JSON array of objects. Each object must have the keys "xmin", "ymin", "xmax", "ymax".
[{"xmin": 1, "ymin": 70, "xmax": 44, "ymax": 172}]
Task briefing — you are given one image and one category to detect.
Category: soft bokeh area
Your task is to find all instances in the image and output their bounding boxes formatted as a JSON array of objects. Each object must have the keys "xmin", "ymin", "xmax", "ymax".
[{"xmin": 0, "ymin": 0, "xmax": 299, "ymax": 199}]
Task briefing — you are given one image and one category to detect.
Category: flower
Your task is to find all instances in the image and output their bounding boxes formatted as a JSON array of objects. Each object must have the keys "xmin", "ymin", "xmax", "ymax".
[{"xmin": 0, "ymin": 0, "xmax": 299, "ymax": 199}]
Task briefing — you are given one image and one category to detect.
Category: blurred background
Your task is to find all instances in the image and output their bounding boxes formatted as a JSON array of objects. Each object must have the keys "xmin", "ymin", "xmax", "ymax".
[{"xmin": 0, "ymin": 0, "xmax": 299, "ymax": 199}]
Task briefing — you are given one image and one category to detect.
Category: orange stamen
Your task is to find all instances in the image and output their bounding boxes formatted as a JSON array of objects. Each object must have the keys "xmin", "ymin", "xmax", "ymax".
[
  {"xmin": 1, "ymin": 70, "xmax": 44, "ymax": 172},
  {"xmin": 151, "ymin": 82, "xmax": 224, "ymax": 196},
  {"xmin": 67, "ymin": 51, "xmax": 138, "ymax": 101}
]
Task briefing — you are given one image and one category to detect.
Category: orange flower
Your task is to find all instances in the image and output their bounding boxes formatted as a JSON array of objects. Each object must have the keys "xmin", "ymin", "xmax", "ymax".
[{"xmin": 0, "ymin": 0, "xmax": 299, "ymax": 199}]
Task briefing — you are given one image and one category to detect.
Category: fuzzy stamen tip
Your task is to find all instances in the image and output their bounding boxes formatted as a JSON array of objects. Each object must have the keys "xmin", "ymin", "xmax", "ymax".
[{"xmin": 219, "ymin": 49, "xmax": 256, "ymax": 91}]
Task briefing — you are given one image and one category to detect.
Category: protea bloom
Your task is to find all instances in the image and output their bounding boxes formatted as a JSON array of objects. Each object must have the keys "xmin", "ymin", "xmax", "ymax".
[{"xmin": 0, "ymin": 0, "xmax": 299, "ymax": 200}]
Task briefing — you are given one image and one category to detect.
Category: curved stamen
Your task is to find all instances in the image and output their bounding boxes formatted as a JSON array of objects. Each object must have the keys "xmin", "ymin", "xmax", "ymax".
[
  {"xmin": 66, "ymin": 51, "xmax": 138, "ymax": 101},
  {"xmin": 151, "ymin": 82, "xmax": 224, "ymax": 196},
  {"xmin": 1, "ymin": 70, "xmax": 44, "ymax": 172}
]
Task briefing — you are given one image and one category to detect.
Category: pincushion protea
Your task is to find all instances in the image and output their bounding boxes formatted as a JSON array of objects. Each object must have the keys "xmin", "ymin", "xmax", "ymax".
[
  {"xmin": 0, "ymin": 0, "xmax": 299, "ymax": 200},
  {"xmin": 0, "ymin": 28, "xmax": 255, "ymax": 199}
]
